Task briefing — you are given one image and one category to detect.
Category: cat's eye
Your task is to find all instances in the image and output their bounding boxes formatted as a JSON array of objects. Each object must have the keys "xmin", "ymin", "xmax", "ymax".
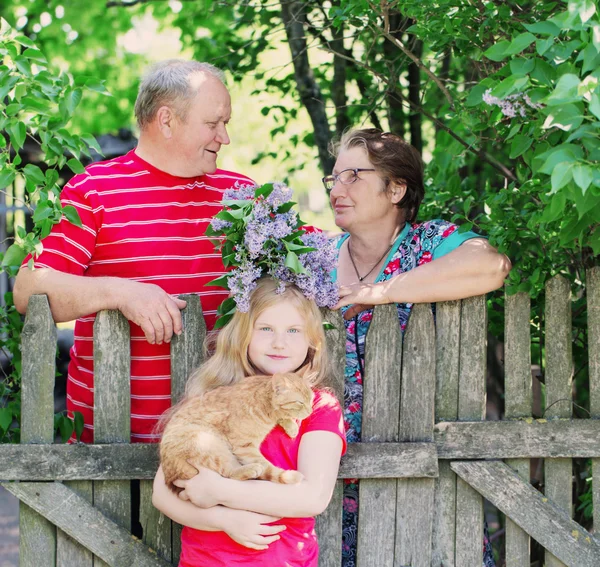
[{"xmin": 281, "ymin": 401, "xmax": 304, "ymax": 410}]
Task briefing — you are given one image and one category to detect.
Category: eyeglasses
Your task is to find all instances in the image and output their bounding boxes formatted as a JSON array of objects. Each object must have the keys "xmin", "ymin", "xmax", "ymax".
[{"xmin": 321, "ymin": 168, "xmax": 376, "ymax": 192}]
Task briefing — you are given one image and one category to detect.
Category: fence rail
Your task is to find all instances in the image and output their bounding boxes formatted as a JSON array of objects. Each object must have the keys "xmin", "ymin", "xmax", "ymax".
[{"xmin": 1, "ymin": 269, "xmax": 600, "ymax": 566}]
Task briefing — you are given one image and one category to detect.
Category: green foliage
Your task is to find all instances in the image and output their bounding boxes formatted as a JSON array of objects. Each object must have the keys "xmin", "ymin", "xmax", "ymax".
[{"xmin": 0, "ymin": 18, "xmax": 101, "ymax": 442}]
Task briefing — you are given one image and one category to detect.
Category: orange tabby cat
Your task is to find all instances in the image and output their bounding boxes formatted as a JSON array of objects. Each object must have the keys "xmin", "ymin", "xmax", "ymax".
[{"xmin": 160, "ymin": 371, "xmax": 314, "ymax": 492}]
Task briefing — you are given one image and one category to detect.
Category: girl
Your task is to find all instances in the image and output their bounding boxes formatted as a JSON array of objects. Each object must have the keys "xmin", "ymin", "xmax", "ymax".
[{"xmin": 152, "ymin": 277, "xmax": 346, "ymax": 567}]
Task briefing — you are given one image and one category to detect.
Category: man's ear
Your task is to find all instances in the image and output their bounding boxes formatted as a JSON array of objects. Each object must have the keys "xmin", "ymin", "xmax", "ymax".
[
  {"xmin": 390, "ymin": 180, "xmax": 407, "ymax": 205},
  {"xmin": 156, "ymin": 106, "xmax": 175, "ymax": 139}
]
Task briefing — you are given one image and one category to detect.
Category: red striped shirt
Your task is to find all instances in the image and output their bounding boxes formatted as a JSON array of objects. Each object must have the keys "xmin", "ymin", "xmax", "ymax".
[{"xmin": 26, "ymin": 150, "xmax": 254, "ymax": 443}]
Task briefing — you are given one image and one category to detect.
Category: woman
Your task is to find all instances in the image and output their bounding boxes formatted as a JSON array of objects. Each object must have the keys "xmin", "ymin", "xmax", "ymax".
[{"xmin": 326, "ymin": 129, "xmax": 510, "ymax": 567}]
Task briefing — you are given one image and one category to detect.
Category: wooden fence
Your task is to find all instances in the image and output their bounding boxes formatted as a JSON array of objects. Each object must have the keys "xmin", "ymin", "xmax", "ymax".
[{"xmin": 1, "ymin": 269, "xmax": 600, "ymax": 566}]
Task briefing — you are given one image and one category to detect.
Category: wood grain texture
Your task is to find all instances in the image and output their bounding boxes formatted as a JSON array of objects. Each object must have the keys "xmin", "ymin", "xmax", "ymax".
[
  {"xmin": 322, "ymin": 308, "xmax": 346, "ymax": 403},
  {"xmin": 395, "ymin": 304, "xmax": 436, "ymax": 567},
  {"xmin": 587, "ymin": 268, "xmax": 600, "ymax": 532},
  {"xmin": 357, "ymin": 304, "xmax": 403, "ymax": 567},
  {"xmin": 452, "ymin": 460, "xmax": 600, "ymax": 567},
  {"xmin": 170, "ymin": 294, "xmax": 205, "ymax": 405},
  {"xmin": 4, "ymin": 482, "xmax": 172, "ymax": 567},
  {"xmin": 433, "ymin": 300, "xmax": 461, "ymax": 567},
  {"xmin": 545, "ymin": 276, "xmax": 573, "ymax": 567},
  {"xmin": 94, "ymin": 310, "xmax": 132, "ymax": 567},
  {"xmin": 504, "ymin": 292, "xmax": 532, "ymax": 567},
  {"xmin": 57, "ymin": 480, "xmax": 93, "ymax": 566},
  {"xmin": 20, "ymin": 295, "xmax": 57, "ymax": 567},
  {"xmin": 456, "ymin": 295, "xmax": 486, "ymax": 567},
  {"xmin": 140, "ymin": 479, "xmax": 172, "ymax": 564},
  {"xmin": 315, "ymin": 480, "xmax": 343, "ymax": 567}
]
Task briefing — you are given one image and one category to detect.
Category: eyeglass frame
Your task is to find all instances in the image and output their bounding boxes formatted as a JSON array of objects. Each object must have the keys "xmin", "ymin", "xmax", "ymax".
[{"xmin": 321, "ymin": 168, "xmax": 376, "ymax": 192}]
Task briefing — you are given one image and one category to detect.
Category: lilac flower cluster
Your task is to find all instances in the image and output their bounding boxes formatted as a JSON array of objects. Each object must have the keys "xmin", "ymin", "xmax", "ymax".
[
  {"xmin": 482, "ymin": 89, "xmax": 543, "ymax": 118},
  {"xmin": 208, "ymin": 182, "xmax": 339, "ymax": 323}
]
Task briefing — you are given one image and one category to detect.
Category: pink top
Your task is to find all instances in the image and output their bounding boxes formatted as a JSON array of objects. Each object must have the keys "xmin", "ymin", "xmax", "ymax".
[{"xmin": 179, "ymin": 390, "xmax": 347, "ymax": 567}]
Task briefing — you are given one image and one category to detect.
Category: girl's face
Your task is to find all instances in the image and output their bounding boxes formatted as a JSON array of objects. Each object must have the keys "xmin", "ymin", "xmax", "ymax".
[{"xmin": 247, "ymin": 298, "xmax": 310, "ymax": 375}]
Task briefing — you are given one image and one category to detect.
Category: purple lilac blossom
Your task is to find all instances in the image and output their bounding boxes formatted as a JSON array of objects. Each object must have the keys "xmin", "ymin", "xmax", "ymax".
[{"xmin": 482, "ymin": 88, "xmax": 543, "ymax": 118}]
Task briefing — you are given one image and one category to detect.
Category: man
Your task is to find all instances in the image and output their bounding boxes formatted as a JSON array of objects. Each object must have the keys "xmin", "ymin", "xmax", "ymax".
[{"xmin": 13, "ymin": 60, "xmax": 254, "ymax": 443}]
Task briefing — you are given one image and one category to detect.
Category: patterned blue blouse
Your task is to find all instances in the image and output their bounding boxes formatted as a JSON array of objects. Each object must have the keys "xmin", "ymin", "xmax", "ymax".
[{"xmin": 331, "ymin": 219, "xmax": 495, "ymax": 567}]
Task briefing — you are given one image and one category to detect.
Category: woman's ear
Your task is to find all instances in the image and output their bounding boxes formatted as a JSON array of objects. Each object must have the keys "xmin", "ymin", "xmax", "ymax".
[{"xmin": 390, "ymin": 180, "xmax": 407, "ymax": 205}]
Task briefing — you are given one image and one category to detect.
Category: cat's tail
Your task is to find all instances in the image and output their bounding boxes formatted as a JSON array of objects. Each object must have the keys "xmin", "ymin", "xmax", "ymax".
[
  {"xmin": 259, "ymin": 464, "xmax": 304, "ymax": 484},
  {"xmin": 160, "ymin": 435, "xmax": 203, "ymax": 492}
]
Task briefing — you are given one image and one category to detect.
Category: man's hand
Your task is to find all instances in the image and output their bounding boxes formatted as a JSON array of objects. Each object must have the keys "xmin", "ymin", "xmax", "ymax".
[
  {"xmin": 116, "ymin": 280, "xmax": 187, "ymax": 344},
  {"xmin": 220, "ymin": 510, "xmax": 286, "ymax": 551}
]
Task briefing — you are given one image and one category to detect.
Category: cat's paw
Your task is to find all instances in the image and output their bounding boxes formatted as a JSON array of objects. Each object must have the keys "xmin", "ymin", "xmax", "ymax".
[
  {"xmin": 280, "ymin": 469, "xmax": 304, "ymax": 484},
  {"xmin": 280, "ymin": 419, "xmax": 299, "ymax": 438},
  {"xmin": 230, "ymin": 462, "xmax": 265, "ymax": 481}
]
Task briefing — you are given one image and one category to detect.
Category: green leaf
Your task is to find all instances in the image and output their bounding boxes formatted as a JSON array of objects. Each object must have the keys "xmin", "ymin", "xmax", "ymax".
[
  {"xmin": 58, "ymin": 415, "xmax": 74, "ymax": 443},
  {"xmin": 6, "ymin": 121, "xmax": 26, "ymax": 150},
  {"xmin": 217, "ymin": 297, "xmax": 236, "ymax": 316},
  {"xmin": 536, "ymin": 37, "xmax": 555, "ymax": 56},
  {"xmin": 277, "ymin": 201, "xmax": 297, "ymax": 214},
  {"xmin": 1, "ymin": 243, "xmax": 26, "ymax": 268},
  {"xmin": 284, "ymin": 250, "xmax": 307, "ymax": 274},
  {"xmin": 65, "ymin": 87, "xmax": 83, "ymax": 116},
  {"xmin": 506, "ymin": 32, "xmax": 536, "ymax": 56},
  {"xmin": 551, "ymin": 162, "xmax": 574, "ymax": 193},
  {"xmin": 205, "ymin": 274, "xmax": 230, "ymax": 289},
  {"xmin": 62, "ymin": 205, "xmax": 82, "ymax": 227},
  {"xmin": 23, "ymin": 163, "xmax": 45, "ymax": 186},
  {"xmin": 22, "ymin": 48, "xmax": 47, "ymax": 65},
  {"xmin": 213, "ymin": 314, "xmax": 233, "ymax": 330},
  {"xmin": 573, "ymin": 0, "xmax": 597, "ymax": 23},
  {"xmin": 84, "ymin": 79, "xmax": 110, "ymax": 95},
  {"xmin": 45, "ymin": 169, "xmax": 59, "ymax": 188},
  {"xmin": 589, "ymin": 93, "xmax": 600, "ymax": 120},
  {"xmin": 0, "ymin": 408, "xmax": 12, "ymax": 432},
  {"xmin": 523, "ymin": 21, "xmax": 561, "ymax": 36},
  {"xmin": 542, "ymin": 103, "xmax": 584, "ymax": 131},
  {"xmin": 483, "ymin": 40, "xmax": 511, "ymax": 61},
  {"xmin": 66, "ymin": 158, "xmax": 85, "ymax": 174},
  {"xmin": 73, "ymin": 412, "xmax": 84, "ymax": 441},
  {"xmin": 506, "ymin": 123, "xmax": 522, "ymax": 141},
  {"xmin": 491, "ymin": 75, "xmax": 529, "ymax": 99},
  {"xmin": 572, "ymin": 164, "xmax": 593, "ymax": 193},
  {"xmin": 14, "ymin": 35, "xmax": 36, "ymax": 48},
  {"xmin": 255, "ymin": 183, "xmax": 274, "ymax": 198},
  {"xmin": 537, "ymin": 144, "xmax": 583, "ymax": 174},
  {"xmin": 510, "ymin": 135, "xmax": 533, "ymax": 159},
  {"xmin": 21, "ymin": 96, "xmax": 53, "ymax": 115},
  {"xmin": 544, "ymin": 74, "xmax": 581, "ymax": 106},
  {"xmin": 541, "ymin": 191, "xmax": 567, "ymax": 223},
  {"xmin": 0, "ymin": 168, "xmax": 16, "ymax": 189},
  {"xmin": 510, "ymin": 58, "xmax": 535, "ymax": 76},
  {"xmin": 81, "ymin": 135, "xmax": 103, "ymax": 156}
]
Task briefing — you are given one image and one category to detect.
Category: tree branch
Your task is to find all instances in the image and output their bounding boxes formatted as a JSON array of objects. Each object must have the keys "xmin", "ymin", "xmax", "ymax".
[{"xmin": 320, "ymin": 45, "xmax": 517, "ymax": 182}]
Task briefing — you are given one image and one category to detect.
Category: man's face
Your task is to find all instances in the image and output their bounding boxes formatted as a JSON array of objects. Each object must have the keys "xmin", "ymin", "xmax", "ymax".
[{"xmin": 170, "ymin": 73, "xmax": 231, "ymax": 177}]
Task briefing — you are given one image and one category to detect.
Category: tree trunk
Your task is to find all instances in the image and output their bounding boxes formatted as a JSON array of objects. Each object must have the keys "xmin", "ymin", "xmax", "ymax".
[
  {"xmin": 331, "ymin": 21, "xmax": 350, "ymax": 139},
  {"xmin": 407, "ymin": 36, "xmax": 423, "ymax": 154},
  {"xmin": 280, "ymin": 0, "xmax": 334, "ymax": 174},
  {"xmin": 384, "ymin": 12, "xmax": 405, "ymax": 138}
]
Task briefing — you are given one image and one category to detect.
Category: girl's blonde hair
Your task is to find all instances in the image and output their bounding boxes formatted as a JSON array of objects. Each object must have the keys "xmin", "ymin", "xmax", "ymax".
[{"xmin": 185, "ymin": 278, "xmax": 330, "ymax": 398}]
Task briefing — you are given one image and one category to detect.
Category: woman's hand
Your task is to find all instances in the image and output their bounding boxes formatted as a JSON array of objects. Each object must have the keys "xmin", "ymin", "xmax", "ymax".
[
  {"xmin": 333, "ymin": 283, "xmax": 393, "ymax": 319},
  {"xmin": 174, "ymin": 467, "xmax": 226, "ymax": 508},
  {"xmin": 220, "ymin": 509, "xmax": 286, "ymax": 551}
]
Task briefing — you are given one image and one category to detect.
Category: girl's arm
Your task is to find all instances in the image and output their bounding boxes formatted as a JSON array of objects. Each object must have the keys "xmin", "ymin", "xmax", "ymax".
[
  {"xmin": 152, "ymin": 466, "xmax": 285, "ymax": 550},
  {"xmin": 335, "ymin": 238, "xmax": 512, "ymax": 319},
  {"xmin": 175, "ymin": 430, "xmax": 343, "ymax": 518}
]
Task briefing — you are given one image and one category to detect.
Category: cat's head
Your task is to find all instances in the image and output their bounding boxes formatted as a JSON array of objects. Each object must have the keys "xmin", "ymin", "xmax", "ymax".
[{"xmin": 271, "ymin": 372, "xmax": 315, "ymax": 420}]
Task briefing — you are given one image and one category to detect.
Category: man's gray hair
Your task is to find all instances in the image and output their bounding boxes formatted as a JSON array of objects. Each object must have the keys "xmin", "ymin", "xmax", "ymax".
[{"xmin": 134, "ymin": 60, "xmax": 225, "ymax": 129}]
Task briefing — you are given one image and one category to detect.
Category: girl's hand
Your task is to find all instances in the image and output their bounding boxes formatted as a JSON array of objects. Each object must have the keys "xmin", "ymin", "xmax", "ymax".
[
  {"xmin": 333, "ymin": 283, "xmax": 393, "ymax": 319},
  {"xmin": 174, "ymin": 467, "xmax": 225, "ymax": 508},
  {"xmin": 221, "ymin": 509, "xmax": 286, "ymax": 551}
]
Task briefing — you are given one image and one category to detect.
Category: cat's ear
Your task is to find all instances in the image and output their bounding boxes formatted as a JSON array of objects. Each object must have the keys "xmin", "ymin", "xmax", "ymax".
[{"xmin": 272, "ymin": 373, "xmax": 290, "ymax": 396}]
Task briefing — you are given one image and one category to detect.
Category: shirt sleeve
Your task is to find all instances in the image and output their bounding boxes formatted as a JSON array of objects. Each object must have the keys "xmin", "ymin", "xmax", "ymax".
[
  {"xmin": 432, "ymin": 224, "xmax": 487, "ymax": 261},
  {"xmin": 302, "ymin": 390, "xmax": 347, "ymax": 455},
  {"xmin": 22, "ymin": 173, "xmax": 101, "ymax": 275}
]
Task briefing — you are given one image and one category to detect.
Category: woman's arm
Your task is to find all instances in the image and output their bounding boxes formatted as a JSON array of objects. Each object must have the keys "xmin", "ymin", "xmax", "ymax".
[
  {"xmin": 152, "ymin": 466, "xmax": 285, "ymax": 550},
  {"xmin": 175, "ymin": 431, "xmax": 343, "ymax": 518},
  {"xmin": 335, "ymin": 238, "xmax": 511, "ymax": 318}
]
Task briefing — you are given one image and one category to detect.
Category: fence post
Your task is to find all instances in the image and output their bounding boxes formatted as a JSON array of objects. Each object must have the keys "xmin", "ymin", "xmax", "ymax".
[
  {"xmin": 433, "ymin": 299, "xmax": 461, "ymax": 566},
  {"xmin": 545, "ymin": 276, "xmax": 573, "ymax": 567},
  {"xmin": 504, "ymin": 291, "xmax": 532, "ymax": 566},
  {"xmin": 357, "ymin": 304, "xmax": 403, "ymax": 566},
  {"xmin": 315, "ymin": 308, "xmax": 345, "ymax": 567},
  {"xmin": 455, "ymin": 295, "xmax": 487, "ymax": 567},
  {"xmin": 93, "ymin": 310, "xmax": 131, "ymax": 567},
  {"xmin": 589, "ymin": 268, "xmax": 600, "ymax": 534},
  {"xmin": 19, "ymin": 295, "xmax": 57, "ymax": 567},
  {"xmin": 395, "ymin": 303, "xmax": 436, "ymax": 566}
]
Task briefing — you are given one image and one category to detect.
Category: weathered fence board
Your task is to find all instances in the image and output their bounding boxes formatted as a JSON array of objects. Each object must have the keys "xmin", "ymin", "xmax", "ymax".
[
  {"xmin": 94, "ymin": 310, "xmax": 131, "ymax": 567},
  {"xmin": 588, "ymin": 267, "xmax": 600, "ymax": 532},
  {"xmin": 395, "ymin": 303, "xmax": 436, "ymax": 567},
  {"xmin": 358, "ymin": 304, "xmax": 402, "ymax": 567},
  {"xmin": 545, "ymin": 276, "xmax": 573, "ymax": 567},
  {"xmin": 432, "ymin": 299, "xmax": 461, "ymax": 567},
  {"xmin": 504, "ymin": 292, "xmax": 532, "ymax": 567},
  {"xmin": 452, "ymin": 460, "xmax": 600, "ymax": 567},
  {"xmin": 4, "ymin": 482, "xmax": 171, "ymax": 567},
  {"xmin": 19, "ymin": 295, "xmax": 57, "ymax": 567},
  {"xmin": 456, "ymin": 295, "xmax": 486, "ymax": 567}
]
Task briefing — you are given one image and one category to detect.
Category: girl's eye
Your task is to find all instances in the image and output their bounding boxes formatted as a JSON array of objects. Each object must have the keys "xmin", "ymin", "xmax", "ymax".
[
  {"xmin": 288, "ymin": 328, "xmax": 301, "ymax": 334},
  {"xmin": 259, "ymin": 326, "xmax": 272, "ymax": 332}
]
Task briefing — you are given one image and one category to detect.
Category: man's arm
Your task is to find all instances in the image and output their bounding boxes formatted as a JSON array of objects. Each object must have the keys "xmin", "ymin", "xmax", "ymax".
[
  {"xmin": 13, "ymin": 267, "xmax": 186, "ymax": 344},
  {"xmin": 335, "ymin": 238, "xmax": 512, "ymax": 318}
]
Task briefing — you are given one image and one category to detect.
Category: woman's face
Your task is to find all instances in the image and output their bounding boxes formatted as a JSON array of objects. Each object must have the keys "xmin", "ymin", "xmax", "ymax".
[{"xmin": 329, "ymin": 146, "xmax": 400, "ymax": 232}]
